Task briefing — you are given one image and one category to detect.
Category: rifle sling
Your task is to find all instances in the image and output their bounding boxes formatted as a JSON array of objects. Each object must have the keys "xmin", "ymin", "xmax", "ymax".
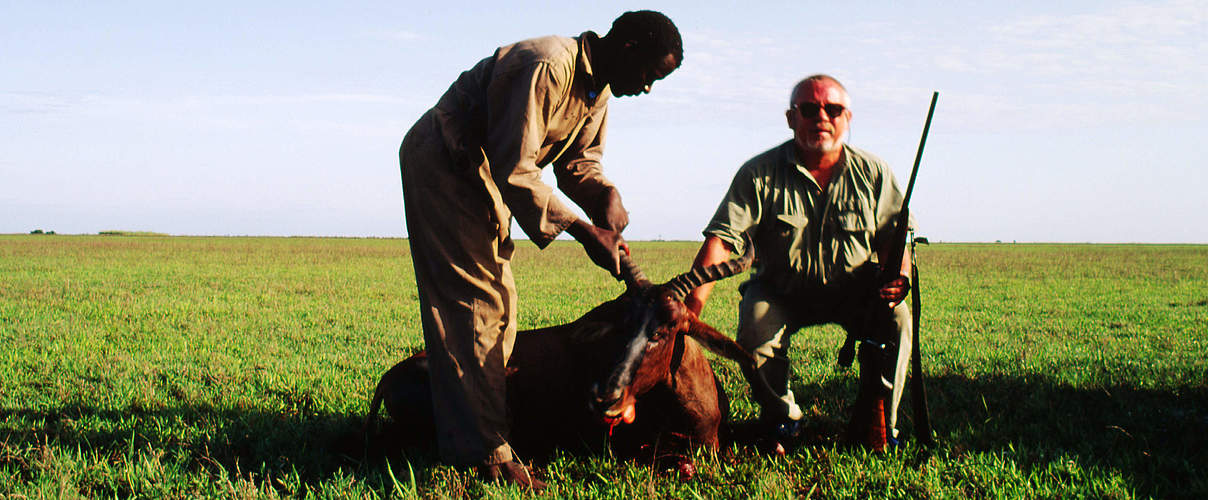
[{"xmin": 910, "ymin": 254, "xmax": 934, "ymax": 446}]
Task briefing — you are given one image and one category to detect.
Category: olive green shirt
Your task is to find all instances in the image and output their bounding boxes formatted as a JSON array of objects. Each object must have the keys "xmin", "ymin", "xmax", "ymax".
[
  {"xmin": 428, "ymin": 32, "xmax": 614, "ymax": 248},
  {"xmin": 704, "ymin": 141, "xmax": 911, "ymax": 294}
]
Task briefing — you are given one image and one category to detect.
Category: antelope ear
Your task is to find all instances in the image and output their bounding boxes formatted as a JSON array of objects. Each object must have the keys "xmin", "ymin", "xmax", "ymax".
[{"xmin": 684, "ymin": 319, "xmax": 755, "ymax": 365}]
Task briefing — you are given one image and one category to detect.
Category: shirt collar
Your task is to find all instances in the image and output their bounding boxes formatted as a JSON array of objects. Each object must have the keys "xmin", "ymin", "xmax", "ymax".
[
  {"xmin": 784, "ymin": 141, "xmax": 851, "ymax": 188},
  {"xmin": 577, "ymin": 31, "xmax": 602, "ymax": 100}
]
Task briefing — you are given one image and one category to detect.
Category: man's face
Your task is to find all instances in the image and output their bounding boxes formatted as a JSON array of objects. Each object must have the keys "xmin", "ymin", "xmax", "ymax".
[
  {"xmin": 786, "ymin": 80, "xmax": 851, "ymax": 153},
  {"xmin": 610, "ymin": 51, "xmax": 679, "ymax": 97}
]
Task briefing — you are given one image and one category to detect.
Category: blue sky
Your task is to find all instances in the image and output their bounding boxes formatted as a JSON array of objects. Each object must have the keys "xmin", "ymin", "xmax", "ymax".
[{"xmin": 3, "ymin": 1, "xmax": 1205, "ymax": 242}]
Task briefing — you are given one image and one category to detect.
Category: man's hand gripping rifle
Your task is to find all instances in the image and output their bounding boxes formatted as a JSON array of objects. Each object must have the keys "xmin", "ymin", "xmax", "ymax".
[{"xmin": 841, "ymin": 92, "xmax": 937, "ymax": 451}]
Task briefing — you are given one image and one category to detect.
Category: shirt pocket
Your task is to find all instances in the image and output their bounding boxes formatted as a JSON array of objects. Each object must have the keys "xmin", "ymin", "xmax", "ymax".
[
  {"xmin": 835, "ymin": 210, "xmax": 869, "ymax": 234},
  {"xmin": 774, "ymin": 213, "xmax": 808, "ymax": 271},
  {"xmin": 776, "ymin": 213, "xmax": 808, "ymax": 235},
  {"xmin": 832, "ymin": 198, "xmax": 874, "ymax": 236},
  {"xmin": 832, "ymin": 207, "xmax": 874, "ymax": 269}
]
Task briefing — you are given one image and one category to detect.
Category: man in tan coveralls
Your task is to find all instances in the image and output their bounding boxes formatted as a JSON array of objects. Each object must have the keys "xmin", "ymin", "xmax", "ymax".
[
  {"xmin": 685, "ymin": 75, "xmax": 914, "ymax": 454},
  {"xmin": 398, "ymin": 11, "xmax": 681, "ymax": 488}
]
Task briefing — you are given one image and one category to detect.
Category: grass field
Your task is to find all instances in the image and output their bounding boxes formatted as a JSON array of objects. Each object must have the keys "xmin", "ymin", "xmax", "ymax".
[{"xmin": 1, "ymin": 235, "xmax": 1205, "ymax": 499}]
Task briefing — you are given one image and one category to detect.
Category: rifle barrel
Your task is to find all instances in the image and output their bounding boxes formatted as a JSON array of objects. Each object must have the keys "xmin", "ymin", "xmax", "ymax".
[{"xmin": 901, "ymin": 91, "xmax": 938, "ymax": 209}]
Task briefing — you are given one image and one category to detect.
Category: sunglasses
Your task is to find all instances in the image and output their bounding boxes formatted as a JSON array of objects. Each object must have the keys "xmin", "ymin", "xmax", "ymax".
[{"xmin": 792, "ymin": 102, "xmax": 846, "ymax": 119}]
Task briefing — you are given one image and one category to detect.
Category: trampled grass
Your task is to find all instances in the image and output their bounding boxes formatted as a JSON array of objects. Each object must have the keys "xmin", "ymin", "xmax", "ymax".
[{"xmin": 1, "ymin": 235, "xmax": 1205, "ymax": 498}]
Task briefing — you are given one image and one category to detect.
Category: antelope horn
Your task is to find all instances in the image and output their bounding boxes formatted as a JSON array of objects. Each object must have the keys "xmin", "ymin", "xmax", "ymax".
[
  {"xmin": 619, "ymin": 252, "xmax": 652, "ymax": 290},
  {"xmin": 664, "ymin": 234, "xmax": 754, "ymax": 300}
]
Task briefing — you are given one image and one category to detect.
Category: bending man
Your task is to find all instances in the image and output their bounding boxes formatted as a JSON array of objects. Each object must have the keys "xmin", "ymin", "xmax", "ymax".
[{"xmin": 398, "ymin": 11, "xmax": 682, "ymax": 488}]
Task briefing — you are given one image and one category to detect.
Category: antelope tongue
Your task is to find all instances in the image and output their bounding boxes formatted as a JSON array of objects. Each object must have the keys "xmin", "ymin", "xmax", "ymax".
[{"xmin": 605, "ymin": 404, "xmax": 637, "ymax": 436}]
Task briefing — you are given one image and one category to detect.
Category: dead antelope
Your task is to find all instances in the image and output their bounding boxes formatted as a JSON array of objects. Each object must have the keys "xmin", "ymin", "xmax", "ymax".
[{"xmin": 367, "ymin": 244, "xmax": 782, "ymax": 473}]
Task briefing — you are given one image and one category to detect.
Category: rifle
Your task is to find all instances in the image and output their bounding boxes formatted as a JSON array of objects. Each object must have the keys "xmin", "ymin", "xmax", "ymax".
[{"xmin": 842, "ymin": 91, "xmax": 937, "ymax": 451}]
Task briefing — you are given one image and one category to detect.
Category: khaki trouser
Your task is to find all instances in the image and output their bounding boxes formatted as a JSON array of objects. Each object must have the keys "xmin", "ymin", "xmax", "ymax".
[
  {"xmin": 399, "ymin": 112, "xmax": 517, "ymax": 467},
  {"xmin": 737, "ymin": 279, "xmax": 913, "ymax": 438}
]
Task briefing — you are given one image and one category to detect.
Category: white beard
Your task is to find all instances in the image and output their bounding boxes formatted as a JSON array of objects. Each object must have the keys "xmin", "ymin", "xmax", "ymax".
[{"xmin": 803, "ymin": 135, "xmax": 843, "ymax": 153}]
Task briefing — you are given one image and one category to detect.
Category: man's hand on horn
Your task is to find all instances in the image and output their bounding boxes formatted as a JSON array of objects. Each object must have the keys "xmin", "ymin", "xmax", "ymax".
[{"xmin": 568, "ymin": 218, "xmax": 629, "ymax": 279}]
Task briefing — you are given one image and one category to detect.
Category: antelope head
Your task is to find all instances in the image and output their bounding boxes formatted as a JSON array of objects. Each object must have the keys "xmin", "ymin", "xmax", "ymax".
[{"xmin": 588, "ymin": 239, "xmax": 759, "ymax": 427}]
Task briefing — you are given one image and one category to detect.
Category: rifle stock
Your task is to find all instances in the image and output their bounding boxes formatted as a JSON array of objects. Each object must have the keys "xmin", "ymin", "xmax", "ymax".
[{"xmin": 846, "ymin": 344, "xmax": 889, "ymax": 451}]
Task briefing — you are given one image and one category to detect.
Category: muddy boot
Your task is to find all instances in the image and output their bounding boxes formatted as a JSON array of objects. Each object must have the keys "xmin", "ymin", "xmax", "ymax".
[{"xmin": 479, "ymin": 461, "xmax": 547, "ymax": 491}]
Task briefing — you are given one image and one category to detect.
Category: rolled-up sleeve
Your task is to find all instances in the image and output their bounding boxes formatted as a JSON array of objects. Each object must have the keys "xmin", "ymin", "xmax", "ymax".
[
  {"xmin": 485, "ymin": 62, "xmax": 580, "ymax": 248},
  {"xmin": 704, "ymin": 166, "xmax": 761, "ymax": 255}
]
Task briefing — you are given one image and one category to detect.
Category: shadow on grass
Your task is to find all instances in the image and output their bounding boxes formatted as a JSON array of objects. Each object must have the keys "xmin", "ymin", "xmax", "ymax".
[
  {"xmin": 2, "ymin": 374, "xmax": 1205, "ymax": 498},
  {"xmin": 0, "ymin": 402, "xmax": 441, "ymax": 496},
  {"xmin": 774, "ymin": 373, "xmax": 1208, "ymax": 498}
]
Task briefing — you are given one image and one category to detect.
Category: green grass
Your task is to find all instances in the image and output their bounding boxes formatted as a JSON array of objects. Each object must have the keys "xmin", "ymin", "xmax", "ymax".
[{"xmin": 1, "ymin": 235, "xmax": 1205, "ymax": 498}]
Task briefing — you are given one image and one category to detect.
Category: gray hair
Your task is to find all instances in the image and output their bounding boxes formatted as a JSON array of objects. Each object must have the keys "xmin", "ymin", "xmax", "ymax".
[{"xmin": 790, "ymin": 74, "xmax": 849, "ymax": 104}]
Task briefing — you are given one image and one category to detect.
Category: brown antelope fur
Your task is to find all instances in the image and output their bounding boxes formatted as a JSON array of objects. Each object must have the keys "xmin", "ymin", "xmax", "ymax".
[{"xmin": 367, "ymin": 246, "xmax": 764, "ymax": 467}]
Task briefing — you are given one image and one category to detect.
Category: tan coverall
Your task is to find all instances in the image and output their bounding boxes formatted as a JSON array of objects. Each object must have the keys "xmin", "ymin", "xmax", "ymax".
[
  {"xmin": 399, "ymin": 32, "xmax": 617, "ymax": 467},
  {"xmin": 703, "ymin": 141, "xmax": 915, "ymax": 438}
]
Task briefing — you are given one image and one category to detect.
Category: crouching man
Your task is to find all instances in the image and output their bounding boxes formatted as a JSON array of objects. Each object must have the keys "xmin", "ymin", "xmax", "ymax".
[{"xmin": 685, "ymin": 75, "xmax": 914, "ymax": 453}]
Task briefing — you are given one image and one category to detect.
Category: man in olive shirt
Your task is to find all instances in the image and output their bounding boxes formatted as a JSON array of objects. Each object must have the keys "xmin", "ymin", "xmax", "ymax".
[
  {"xmin": 399, "ymin": 11, "xmax": 681, "ymax": 488},
  {"xmin": 685, "ymin": 75, "xmax": 913, "ymax": 453}
]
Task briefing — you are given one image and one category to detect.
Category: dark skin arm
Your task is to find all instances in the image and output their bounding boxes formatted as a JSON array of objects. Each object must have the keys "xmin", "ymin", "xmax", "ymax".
[
  {"xmin": 566, "ymin": 218, "xmax": 628, "ymax": 279},
  {"xmin": 570, "ymin": 186, "xmax": 630, "ymax": 278},
  {"xmin": 589, "ymin": 186, "xmax": 629, "ymax": 233}
]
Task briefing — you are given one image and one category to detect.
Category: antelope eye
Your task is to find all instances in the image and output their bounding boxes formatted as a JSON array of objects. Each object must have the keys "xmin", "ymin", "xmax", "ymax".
[{"xmin": 656, "ymin": 294, "xmax": 684, "ymax": 322}]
